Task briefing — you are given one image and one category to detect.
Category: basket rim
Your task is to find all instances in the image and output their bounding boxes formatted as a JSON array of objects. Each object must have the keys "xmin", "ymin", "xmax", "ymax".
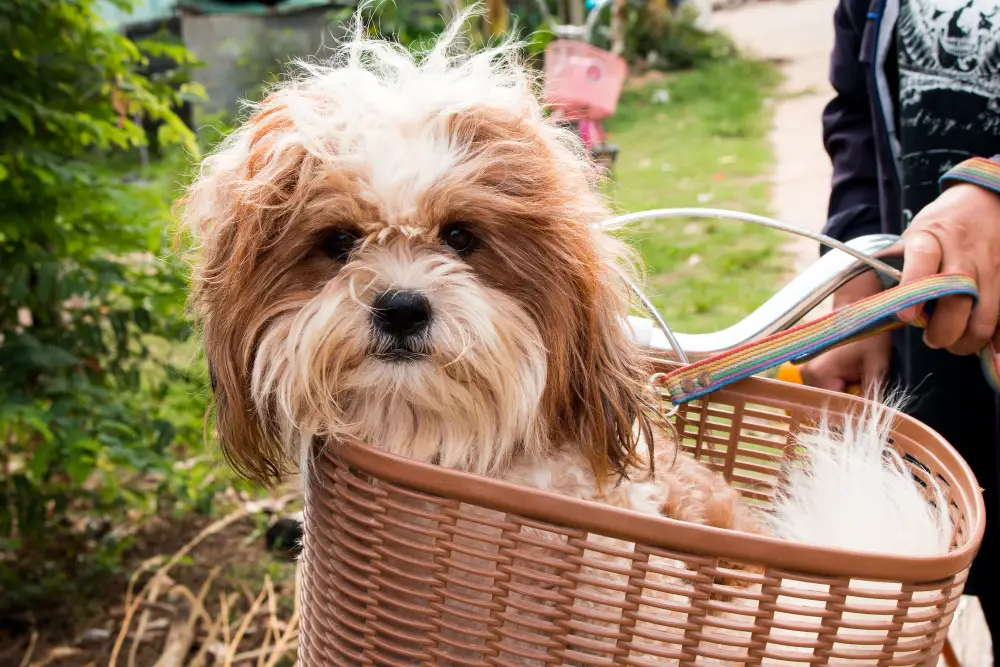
[{"xmin": 316, "ymin": 371, "xmax": 984, "ymax": 583}]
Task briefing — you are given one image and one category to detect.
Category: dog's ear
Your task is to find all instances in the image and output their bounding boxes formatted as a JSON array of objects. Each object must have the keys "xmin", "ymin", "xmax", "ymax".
[
  {"xmin": 193, "ymin": 214, "xmax": 292, "ymax": 487},
  {"xmin": 184, "ymin": 94, "xmax": 304, "ymax": 487},
  {"xmin": 571, "ymin": 256, "xmax": 654, "ymax": 483},
  {"xmin": 532, "ymin": 225, "xmax": 653, "ymax": 483},
  {"xmin": 203, "ymin": 316, "xmax": 287, "ymax": 487}
]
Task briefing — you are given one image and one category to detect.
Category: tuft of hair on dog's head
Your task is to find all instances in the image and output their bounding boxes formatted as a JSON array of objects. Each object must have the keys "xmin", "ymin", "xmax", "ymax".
[{"xmin": 182, "ymin": 6, "xmax": 654, "ymax": 487}]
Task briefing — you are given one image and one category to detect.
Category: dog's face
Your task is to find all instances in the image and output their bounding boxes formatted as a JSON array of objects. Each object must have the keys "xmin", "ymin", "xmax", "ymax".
[{"xmin": 184, "ymin": 33, "xmax": 652, "ymax": 485}]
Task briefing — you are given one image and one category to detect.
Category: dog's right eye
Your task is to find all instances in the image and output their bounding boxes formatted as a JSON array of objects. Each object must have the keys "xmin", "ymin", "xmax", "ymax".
[{"xmin": 321, "ymin": 230, "xmax": 358, "ymax": 261}]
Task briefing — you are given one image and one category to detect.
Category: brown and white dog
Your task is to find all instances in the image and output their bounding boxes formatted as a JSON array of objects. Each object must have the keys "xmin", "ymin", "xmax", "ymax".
[
  {"xmin": 182, "ymin": 13, "xmax": 762, "ymax": 535},
  {"xmin": 183, "ymin": 7, "xmax": 949, "ymax": 562}
]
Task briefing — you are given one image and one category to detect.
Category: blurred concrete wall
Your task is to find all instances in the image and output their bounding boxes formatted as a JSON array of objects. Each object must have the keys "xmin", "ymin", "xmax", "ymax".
[{"xmin": 181, "ymin": 6, "xmax": 350, "ymax": 115}]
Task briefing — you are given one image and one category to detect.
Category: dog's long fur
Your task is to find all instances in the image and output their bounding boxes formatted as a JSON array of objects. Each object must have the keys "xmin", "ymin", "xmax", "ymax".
[
  {"xmin": 767, "ymin": 394, "xmax": 952, "ymax": 556},
  {"xmin": 183, "ymin": 12, "xmax": 954, "ymax": 663},
  {"xmin": 188, "ymin": 14, "xmax": 638, "ymax": 480},
  {"xmin": 183, "ymin": 9, "xmax": 762, "ymax": 535}
]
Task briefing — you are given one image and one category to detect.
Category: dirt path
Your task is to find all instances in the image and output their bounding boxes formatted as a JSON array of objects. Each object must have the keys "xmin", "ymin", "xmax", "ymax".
[{"xmin": 713, "ymin": 0, "xmax": 837, "ymax": 271}]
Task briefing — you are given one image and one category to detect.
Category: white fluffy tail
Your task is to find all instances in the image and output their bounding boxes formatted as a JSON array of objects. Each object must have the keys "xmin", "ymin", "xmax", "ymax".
[
  {"xmin": 755, "ymin": 398, "xmax": 956, "ymax": 665},
  {"xmin": 766, "ymin": 395, "xmax": 952, "ymax": 557}
]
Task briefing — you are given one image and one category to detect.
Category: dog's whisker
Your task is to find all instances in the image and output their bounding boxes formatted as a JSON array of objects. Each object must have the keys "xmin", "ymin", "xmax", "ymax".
[
  {"xmin": 347, "ymin": 274, "xmax": 380, "ymax": 309},
  {"xmin": 442, "ymin": 328, "xmax": 480, "ymax": 368}
]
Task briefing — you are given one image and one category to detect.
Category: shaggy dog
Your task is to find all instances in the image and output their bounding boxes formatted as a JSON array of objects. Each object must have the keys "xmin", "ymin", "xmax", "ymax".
[
  {"xmin": 182, "ymin": 14, "xmax": 761, "ymax": 535},
  {"xmin": 182, "ymin": 11, "xmax": 954, "ymax": 665}
]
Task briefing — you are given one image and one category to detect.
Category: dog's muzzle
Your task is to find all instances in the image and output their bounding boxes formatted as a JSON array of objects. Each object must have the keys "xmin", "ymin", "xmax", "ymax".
[{"xmin": 371, "ymin": 290, "xmax": 432, "ymax": 360}]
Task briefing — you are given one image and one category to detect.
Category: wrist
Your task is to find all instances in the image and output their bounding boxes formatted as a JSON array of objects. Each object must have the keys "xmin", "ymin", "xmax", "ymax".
[{"xmin": 939, "ymin": 157, "xmax": 1000, "ymax": 196}]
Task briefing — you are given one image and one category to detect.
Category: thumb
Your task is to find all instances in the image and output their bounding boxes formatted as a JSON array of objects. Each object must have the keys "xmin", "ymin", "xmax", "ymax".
[{"xmin": 898, "ymin": 231, "xmax": 942, "ymax": 322}]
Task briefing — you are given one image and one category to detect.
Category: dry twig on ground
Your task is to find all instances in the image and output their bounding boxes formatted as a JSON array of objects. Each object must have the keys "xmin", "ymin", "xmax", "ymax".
[{"xmin": 107, "ymin": 494, "xmax": 299, "ymax": 666}]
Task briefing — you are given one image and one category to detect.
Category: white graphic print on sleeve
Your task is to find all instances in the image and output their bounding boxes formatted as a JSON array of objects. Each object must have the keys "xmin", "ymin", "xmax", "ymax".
[
  {"xmin": 896, "ymin": 0, "xmax": 1000, "ymax": 222},
  {"xmin": 898, "ymin": 0, "xmax": 1000, "ymax": 103}
]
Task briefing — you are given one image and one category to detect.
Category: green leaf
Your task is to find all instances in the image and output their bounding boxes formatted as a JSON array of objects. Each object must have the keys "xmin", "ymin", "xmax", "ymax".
[
  {"xmin": 8, "ymin": 104, "xmax": 37, "ymax": 136},
  {"xmin": 0, "ymin": 538, "xmax": 24, "ymax": 552},
  {"xmin": 27, "ymin": 438, "xmax": 58, "ymax": 483},
  {"xmin": 5, "ymin": 263, "xmax": 30, "ymax": 303},
  {"xmin": 65, "ymin": 452, "xmax": 96, "ymax": 486},
  {"xmin": 154, "ymin": 420, "xmax": 176, "ymax": 452},
  {"xmin": 35, "ymin": 262, "xmax": 58, "ymax": 302},
  {"xmin": 22, "ymin": 414, "xmax": 54, "ymax": 442},
  {"xmin": 132, "ymin": 307, "xmax": 152, "ymax": 333}
]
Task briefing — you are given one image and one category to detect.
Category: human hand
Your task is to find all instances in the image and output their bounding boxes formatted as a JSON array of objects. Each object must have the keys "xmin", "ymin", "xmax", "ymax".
[
  {"xmin": 897, "ymin": 183, "xmax": 1000, "ymax": 355},
  {"xmin": 800, "ymin": 271, "xmax": 891, "ymax": 394}
]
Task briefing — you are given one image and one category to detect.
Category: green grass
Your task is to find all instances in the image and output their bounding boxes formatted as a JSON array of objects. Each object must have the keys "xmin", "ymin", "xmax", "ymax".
[{"xmin": 605, "ymin": 58, "xmax": 785, "ymax": 334}]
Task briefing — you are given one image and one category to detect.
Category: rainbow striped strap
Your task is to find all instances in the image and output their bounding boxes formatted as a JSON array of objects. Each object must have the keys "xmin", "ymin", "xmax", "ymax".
[
  {"xmin": 939, "ymin": 157, "xmax": 1000, "ymax": 194},
  {"xmin": 983, "ymin": 340, "xmax": 1000, "ymax": 393},
  {"xmin": 659, "ymin": 274, "xmax": 1000, "ymax": 405}
]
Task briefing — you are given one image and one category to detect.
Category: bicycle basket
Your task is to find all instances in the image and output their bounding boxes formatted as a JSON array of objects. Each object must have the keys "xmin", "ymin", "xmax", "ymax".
[
  {"xmin": 298, "ymin": 363, "xmax": 984, "ymax": 667},
  {"xmin": 543, "ymin": 39, "xmax": 628, "ymax": 120}
]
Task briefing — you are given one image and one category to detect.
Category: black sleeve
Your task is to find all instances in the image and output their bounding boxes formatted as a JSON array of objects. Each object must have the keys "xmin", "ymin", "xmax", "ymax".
[{"xmin": 820, "ymin": 0, "xmax": 883, "ymax": 253}]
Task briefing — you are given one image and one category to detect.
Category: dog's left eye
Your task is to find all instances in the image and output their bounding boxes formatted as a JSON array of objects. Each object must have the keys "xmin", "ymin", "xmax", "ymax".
[
  {"xmin": 440, "ymin": 223, "xmax": 479, "ymax": 255},
  {"xmin": 321, "ymin": 230, "xmax": 358, "ymax": 261}
]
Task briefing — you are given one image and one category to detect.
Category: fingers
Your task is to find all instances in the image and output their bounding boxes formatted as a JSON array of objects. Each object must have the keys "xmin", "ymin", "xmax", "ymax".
[
  {"xmin": 800, "ymin": 334, "xmax": 892, "ymax": 398},
  {"xmin": 799, "ymin": 359, "xmax": 847, "ymax": 392},
  {"xmin": 896, "ymin": 186, "xmax": 1000, "ymax": 357},
  {"xmin": 898, "ymin": 231, "xmax": 942, "ymax": 322},
  {"xmin": 924, "ymin": 293, "xmax": 975, "ymax": 349},
  {"xmin": 950, "ymin": 285, "xmax": 999, "ymax": 355},
  {"xmin": 900, "ymin": 229, "xmax": 987, "ymax": 352}
]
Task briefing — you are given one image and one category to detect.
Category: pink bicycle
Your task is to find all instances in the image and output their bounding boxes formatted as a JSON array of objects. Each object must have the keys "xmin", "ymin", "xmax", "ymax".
[{"xmin": 536, "ymin": 0, "xmax": 627, "ymax": 168}]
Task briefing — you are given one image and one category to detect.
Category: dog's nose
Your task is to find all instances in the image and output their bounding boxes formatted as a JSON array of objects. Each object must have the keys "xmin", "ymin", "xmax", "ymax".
[{"xmin": 372, "ymin": 291, "xmax": 432, "ymax": 338}]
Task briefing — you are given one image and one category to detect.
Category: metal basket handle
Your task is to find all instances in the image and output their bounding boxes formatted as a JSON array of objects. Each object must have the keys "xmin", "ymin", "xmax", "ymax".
[{"xmin": 602, "ymin": 208, "xmax": 903, "ymax": 364}]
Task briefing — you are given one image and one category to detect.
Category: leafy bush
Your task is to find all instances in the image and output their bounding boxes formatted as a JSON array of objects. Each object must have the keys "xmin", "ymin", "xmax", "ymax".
[
  {"xmin": 0, "ymin": 0, "xmax": 228, "ymax": 610},
  {"xmin": 355, "ymin": 0, "xmax": 452, "ymax": 51},
  {"xmin": 622, "ymin": 0, "xmax": 736, "ymax": 71},
  {"xmin": 216, "ymin": 0, "xmax": 552, "ymax": 129},
  {"xmin": 217, "ymin": 2, "xmax": 464, "ymax": 126}
]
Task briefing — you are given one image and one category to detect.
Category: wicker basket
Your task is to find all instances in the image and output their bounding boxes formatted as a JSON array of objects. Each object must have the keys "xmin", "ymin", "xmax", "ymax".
[{"xmin": 298, "ymin": 360, "xmax": 985, "ymax": 667}]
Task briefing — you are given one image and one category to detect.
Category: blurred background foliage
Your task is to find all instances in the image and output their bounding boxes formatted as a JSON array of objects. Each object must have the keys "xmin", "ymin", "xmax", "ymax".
[
  {"xmin": 0, "ymin": 0, "xmax": 742, "ymax": 620},
  {"xmin": 0, "ymin": 0, "xmax": 233, "ymax": 611}
]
